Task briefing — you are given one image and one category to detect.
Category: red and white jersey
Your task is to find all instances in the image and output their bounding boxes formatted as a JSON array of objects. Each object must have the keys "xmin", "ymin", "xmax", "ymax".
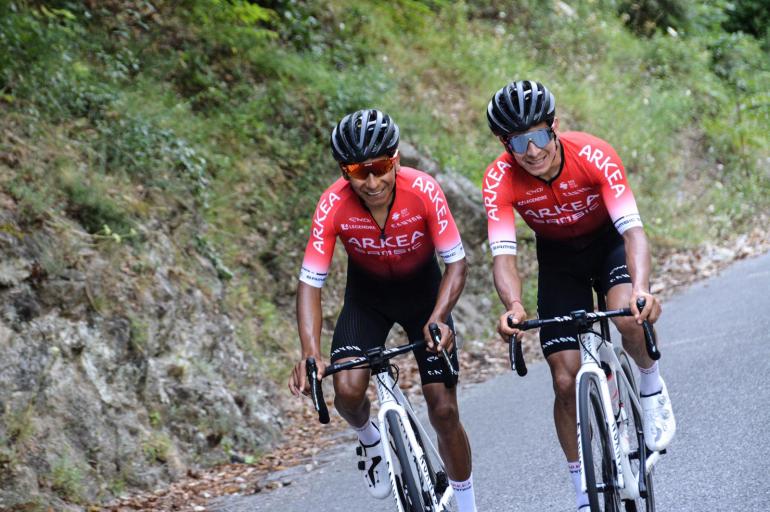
[
  {"xmin": 483, "ymin": 131, "xmax": 643, "ymax": 256},
  {"xmin": 299, "ymin": 166, "xmax": 466, "ymax": 287}
]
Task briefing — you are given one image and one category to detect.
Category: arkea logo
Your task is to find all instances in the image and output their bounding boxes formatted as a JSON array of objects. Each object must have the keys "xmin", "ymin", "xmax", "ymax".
[
  {"xmin": 312, "ymin": 192, "xmax": 341, "ymax": 254},
  {"xmin": 484, "ymin": 160, "xmax": 511, "ymax": 221},
  {"xmin": 524, "ymin": 194, "xmax": 601, "ymax": 224},
  {"xmin": 578, "ymin": 144, "xmax": 626, "ymax": 198},
  {"xmin": 412, "ymin": 176, "xmax": 449, "ymax": 233},
  {"xmin": 349, "ymin": 231, "xmax": 425, "ymax": 250}
]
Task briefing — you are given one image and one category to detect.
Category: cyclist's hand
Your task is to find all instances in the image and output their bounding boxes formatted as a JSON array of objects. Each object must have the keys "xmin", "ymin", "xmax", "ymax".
[
  {"xmin": 498, "ymin": 302, "xmax": 527, "ymax": 342},
  {"xmin": 631, "ymin": 290, "xmax": 661, "ymax": 324},
  {"xmin": 288, "ymin": 356, "xmax": 326, "ymax": 397},
  {"xmin": 423, "ymin": 321, "xmax": 454, "ymax": 353}
]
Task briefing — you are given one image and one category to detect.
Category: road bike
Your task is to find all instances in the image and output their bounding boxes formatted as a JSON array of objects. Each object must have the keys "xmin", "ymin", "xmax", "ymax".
[
  {"xmin": 306, "ymin": 323, "xmax": 458, "ymax": 512},
  {"xmin": 509, "ymin": 298, "xmax": 664, "ymax": 511}
]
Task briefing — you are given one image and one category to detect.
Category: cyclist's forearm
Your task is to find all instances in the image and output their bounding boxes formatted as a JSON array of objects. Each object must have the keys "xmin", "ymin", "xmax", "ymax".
[
  {"xmin": 429, "ymin": 258, "xmax": 467, "ymax": 322},
  {"xmin": 296, "ymin": 282, "xmax": 323, "ymax": 357},
  {"xmin": 623, "ymin": 227, "xmax": 652, "ymax": 292},
  {"xmin": 493, "ymin": 254, "xmax": 523, "ymax": 310}
]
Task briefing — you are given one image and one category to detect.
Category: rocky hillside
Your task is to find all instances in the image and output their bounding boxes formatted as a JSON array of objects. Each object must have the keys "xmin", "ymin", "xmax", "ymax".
[{"xmin": 0, "ymin": 194, "xmax": 283, "ymax": 507}]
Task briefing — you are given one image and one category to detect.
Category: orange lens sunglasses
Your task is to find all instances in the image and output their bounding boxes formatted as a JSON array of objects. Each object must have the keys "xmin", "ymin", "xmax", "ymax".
[{"xmin": 341, "ymin": 150, "xmax": 399, "ymax": 180}]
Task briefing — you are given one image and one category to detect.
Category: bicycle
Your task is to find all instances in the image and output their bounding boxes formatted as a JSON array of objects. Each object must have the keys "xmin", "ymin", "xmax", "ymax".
[
  {"xmin": 509, "ymin": 297, "xmax": 664, "ymax": 512},
  {"xmin": 306, "ymin": 323, "xmax": 458, "ymax": 512}
]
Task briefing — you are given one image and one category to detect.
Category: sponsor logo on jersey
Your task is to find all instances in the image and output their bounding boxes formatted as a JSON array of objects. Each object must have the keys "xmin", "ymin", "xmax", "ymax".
[
  {"xmin": 526, "ymin": 186, "xmax": 544, "ymax": 196},
  {"xmin": 517, "ymin": 194, "xmax": 548, "ymax": 206},
  {"xmin": 390, "ymin": 214, "xmax": 423, "ymax": 229},
  {"xmin": 578, "ymin": 144, "xmax": 626, "ymax": 198},
  {"xmin": 341, "ymin": 223, "xmax": 378, "ymax": 231},
  {"xmin": 348, "ymin": 231, "xmax": 425, "ymax": 250},
  {"xmin": 523, "ymin": 194, "xmax": 601, "ymax": 224},
  {"xmin": 311, "ymin": 192, "xmax": 341, "ymax": 254},
  {"xmin": 411, "ymin": 176, "xmax": 449, "ymax": 233},
  {"xmin": 562, "ymin": 186, "xmax": 593, "ymax": 197},
  {"xmin": 484, "ymin": 160, "xmax": 511, "ymax": 221},
  {"xmin": 348, "ymin": 216, "xmax": 372, "ymax": 223}
]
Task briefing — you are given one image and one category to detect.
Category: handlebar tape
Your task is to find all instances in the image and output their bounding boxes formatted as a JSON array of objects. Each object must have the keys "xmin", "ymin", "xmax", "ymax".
[
  {"xmin": 306, "ymin": 357, "xmax": 330, "ymax": 424},
  {"xmin": 507, "ymin": 315, "xmax": 528, "ymax": 376}
]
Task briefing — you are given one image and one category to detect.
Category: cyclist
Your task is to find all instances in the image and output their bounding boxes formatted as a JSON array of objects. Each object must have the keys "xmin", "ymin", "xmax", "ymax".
[
  {"xmin": 289, "ymin": 109, "xmax": 477, "ymax": 511},
  {"xmin": 483, "ymin": 80, "xmax": 676, "ymax": 511}
]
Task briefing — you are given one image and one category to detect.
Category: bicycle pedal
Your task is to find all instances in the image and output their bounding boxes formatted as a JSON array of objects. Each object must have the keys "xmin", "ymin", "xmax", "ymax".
[{"xmin": 659, "ymin": 448, "xmax": 667, "ymax": 455}]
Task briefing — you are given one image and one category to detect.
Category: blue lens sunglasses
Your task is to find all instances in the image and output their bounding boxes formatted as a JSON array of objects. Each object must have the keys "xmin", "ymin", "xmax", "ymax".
[{"xmin": 505, "ymin": 128, "xmax": 555, "ymax": 154}]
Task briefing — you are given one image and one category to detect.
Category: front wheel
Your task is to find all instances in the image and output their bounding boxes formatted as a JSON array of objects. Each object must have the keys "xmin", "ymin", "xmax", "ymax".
[
  {"xmin": 386, "ymin": 410, "xmax": 426, "ymax": 512},
  {"xmin": 617, "ymin": 350, "xmax": 655, "ymax": 512},
  {"xmin": 408, "ymin": 414, "xmax": 455, "ymax": 510},
  {"xmin": 579, "ymin": 373, "xmax": 622, "ymax": 512}
]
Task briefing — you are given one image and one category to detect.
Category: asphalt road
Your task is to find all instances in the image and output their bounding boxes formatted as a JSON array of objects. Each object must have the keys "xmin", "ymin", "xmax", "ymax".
[{"xmin": 213, "ymin": 250, "xmax": 770, "ymax": 511}]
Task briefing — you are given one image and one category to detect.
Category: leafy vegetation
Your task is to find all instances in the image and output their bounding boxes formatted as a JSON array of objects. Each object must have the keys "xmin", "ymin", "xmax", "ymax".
[{"xmin": 0, "ymin": 0, "xmax": 768, "ymax": 387}]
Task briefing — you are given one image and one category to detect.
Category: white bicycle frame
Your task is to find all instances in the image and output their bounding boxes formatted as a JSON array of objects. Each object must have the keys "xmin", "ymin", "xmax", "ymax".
[
  {"xmin": 374, "ymin": 370, "xmax": 454, "ymax": 512},
  {"xmin": 576, "ymin": 331, "xmax": 662, "ymax": 502}
]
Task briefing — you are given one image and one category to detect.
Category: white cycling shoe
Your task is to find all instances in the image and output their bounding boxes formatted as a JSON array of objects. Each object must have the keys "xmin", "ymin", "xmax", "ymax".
[
  {"xmin": 357, "ymin": 439, "xmax": 390, "ymax": 499},
  {"xmin": 641, "ymin": 378, "xmax": 677, "ymax": 451}
]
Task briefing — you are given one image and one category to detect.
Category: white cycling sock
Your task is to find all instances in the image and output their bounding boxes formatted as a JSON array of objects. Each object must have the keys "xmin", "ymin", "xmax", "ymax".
[
  {"xmin": 569, "ymin": 461, "xmax": 589, "ymax": 509},
  {"xmin": 353, "ymin": 420, "xmax": 380, "ymax": 446},
  {"xmin": 639, "ymin": 361, "xmax": 663, "ymax": 396},
  {"xmin": 449, "ymin": 474, "xmax": 477, "ymax": 512}
]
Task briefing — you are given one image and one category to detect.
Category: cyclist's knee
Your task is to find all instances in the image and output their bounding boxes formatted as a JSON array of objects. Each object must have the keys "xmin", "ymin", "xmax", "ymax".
[
  {"xmin": 333, "ymin": 374, "xmax": 368, "ymax": 411},
  {"xmin": 614, "ymin": 316, "xmax": 640, "ymax": 339},
  {"xmin": 427, "ymin": 400, "xmax": 459, "ymax": 429},
  {"xmin": 552, "ymin": 371, "xmax": 576, "ymax": 404}
]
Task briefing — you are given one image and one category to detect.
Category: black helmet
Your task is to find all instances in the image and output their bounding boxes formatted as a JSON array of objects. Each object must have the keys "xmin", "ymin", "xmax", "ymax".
[
  {"xmin": 487, "ymin": 80, "xmax": 556, "ymax": 137},
  {"xmin": 330, "ymin": 109, "xmax": 400, "ymax": 164}
]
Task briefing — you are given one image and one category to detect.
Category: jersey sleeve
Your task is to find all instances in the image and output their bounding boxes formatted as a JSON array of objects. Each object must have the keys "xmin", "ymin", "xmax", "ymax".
[
  {"xmin": 483, "ymin": 159, "xmax": 518, "ymax": 256},
  {"xmin": 583, "ymin": 139, "xmax": 643, "ymax": 235},
  {"xmin": 417, "ymin": 174, "xmax": 466, "ymax": 263},
  {"xmin": 298, "ymin": 189, "xmax": 342, "ymax": 288}
]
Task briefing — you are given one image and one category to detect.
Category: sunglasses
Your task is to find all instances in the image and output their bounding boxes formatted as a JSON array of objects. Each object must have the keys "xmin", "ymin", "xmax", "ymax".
[
  {"xmin": 505, "ymin": 128, "xmax": 554, "ymax": 154},
  {"xmin": 341, "ymin": 150, "xmax": 399, "ymax": 180}
]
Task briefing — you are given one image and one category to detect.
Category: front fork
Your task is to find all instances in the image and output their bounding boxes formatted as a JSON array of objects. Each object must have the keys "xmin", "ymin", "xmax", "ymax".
[
  {"xmin": 576, "ymin": 363, "xmax": 625, "ymax": 495},
  {"xmin": 375, "ymin": 374, "xmax": 443, "ymax": 511}
]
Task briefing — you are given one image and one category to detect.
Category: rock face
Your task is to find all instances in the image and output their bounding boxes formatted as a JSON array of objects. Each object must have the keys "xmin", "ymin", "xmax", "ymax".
[{"xmin": 0, "ymin": 204, "xmax": 282, "ymax": 508}]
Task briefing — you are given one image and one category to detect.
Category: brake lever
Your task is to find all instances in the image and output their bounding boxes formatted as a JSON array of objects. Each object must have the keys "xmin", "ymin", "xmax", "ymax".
[
  {"xmin": 429, "ymin": 322, "xmax": 458, "ymax": 388},
  {"xmin": 636, "ymin": 297, "xmax": 660, "ymax": 360}
]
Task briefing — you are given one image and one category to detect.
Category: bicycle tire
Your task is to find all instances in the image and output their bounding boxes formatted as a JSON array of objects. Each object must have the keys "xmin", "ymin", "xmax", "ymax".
[
  {"xmin": 617, "ymin": 350, "xmax": 655, "ymax": 512},
  {"xmin": 386, "ymin": 410, "xmax": 426, "ymax": 512},
  {"xmin": 408, "ymin": 414, "xmax": 455, "ymax": 511},
  {"xmin": 579, "ymin": 373, "xmax": 622, "ymax": 512}
]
